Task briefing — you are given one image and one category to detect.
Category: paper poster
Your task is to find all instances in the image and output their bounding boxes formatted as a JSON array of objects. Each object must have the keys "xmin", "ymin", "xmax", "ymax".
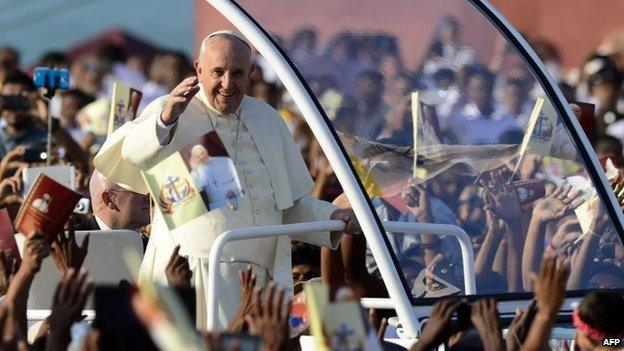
[
  {"xmin": 324, "ymin": 302, "xmax": 368, "ymax": 351},
  {"xmin": 574, "ymin": 196, "xmax": 599, "ymax": 235},
  {"xmin": 15, "ymin": 174, "xmax": 82, "ymax": 240},
  {"xmin": 411, "ymin": 269, "xmax": 461, "ymax": 298},
  {"xmin": 108, "ymin": 81, "xmax": 142, "ymax": 136},
  {"xmin": 304, "ymin": 281, "xmax": 381, "ymax": 351},
  {"xmin": 517, "ymin": 97, "xmax": 557, "ymax": 158},
  {"xmin": 304, "ymin": 281, "xmax": 330, "ymax": 351},
  {"xmin": 411, "ymin": 91, "xmax": 427, "ymax": 180},
  {"xmin": 142, "ymin": 131, "xmax": 243, "ymax": 230}
]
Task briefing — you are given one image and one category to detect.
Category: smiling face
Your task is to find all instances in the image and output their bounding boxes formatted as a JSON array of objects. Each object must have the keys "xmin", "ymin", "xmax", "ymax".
[{"xmin": 194, "ymin": 36, "xmax": 252, "ymax": 115}]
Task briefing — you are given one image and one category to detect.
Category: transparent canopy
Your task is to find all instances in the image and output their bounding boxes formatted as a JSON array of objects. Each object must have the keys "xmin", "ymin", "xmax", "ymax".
[{"xmin": 240, "ymin": 0, "xmax": 624, "ymax": 301}]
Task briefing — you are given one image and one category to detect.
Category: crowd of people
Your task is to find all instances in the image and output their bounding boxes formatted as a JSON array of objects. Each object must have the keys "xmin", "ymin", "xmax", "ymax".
[{"xmin": 0, "ymin": 9, "xmax": 621, "ymax": 351}]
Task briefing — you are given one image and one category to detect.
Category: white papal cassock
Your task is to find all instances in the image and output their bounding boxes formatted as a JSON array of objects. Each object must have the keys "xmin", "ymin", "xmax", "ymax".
[{"xmin": 94, "ymin": 88, "xmax": 340, "ymax": 328}]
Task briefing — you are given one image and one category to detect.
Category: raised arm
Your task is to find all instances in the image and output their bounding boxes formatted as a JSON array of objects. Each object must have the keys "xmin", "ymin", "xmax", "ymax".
[
  {"xmin": 522, "ymin": 255, "xmax": 569, "ymax": 351},
  {"xmin": 475, "ymin": 197, "xmax": 506, "ymax": 277},
  {"xmin": 6, "ymin": 231, "xmax": 50, "ymax": 333},
  {"xmin": 567, "ymin": 203, "xmax": 610, "ymax": 290}
]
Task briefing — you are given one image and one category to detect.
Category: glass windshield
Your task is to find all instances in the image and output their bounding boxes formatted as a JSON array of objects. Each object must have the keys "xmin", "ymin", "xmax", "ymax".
[{"xmin": 240, "ymin": 0, "xmax": 624, "ymax": 300}]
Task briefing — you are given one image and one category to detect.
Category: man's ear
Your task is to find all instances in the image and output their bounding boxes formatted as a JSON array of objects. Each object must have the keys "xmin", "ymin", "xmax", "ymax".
[
  {"xmin": 194, "ymin": 59, "xmax": 202, "ymax": 76},
  {"xmin": 101, "ymin": 190, "xmax": 120, "ymax": 211}
]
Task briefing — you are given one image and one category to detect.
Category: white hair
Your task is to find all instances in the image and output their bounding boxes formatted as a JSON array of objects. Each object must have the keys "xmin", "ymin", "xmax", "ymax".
[
  {"xmin": 191, "ymin": 144, "xmax": 208, "ymax": 157},
  {"xmin": 198, "ymin": 30, "xmax": 252, "ymax": 64}
]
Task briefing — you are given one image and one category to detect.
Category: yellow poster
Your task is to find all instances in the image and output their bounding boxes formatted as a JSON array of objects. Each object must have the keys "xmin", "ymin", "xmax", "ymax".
[
  {"xmin": 108, "ymin": 81, "xmax": 143, "ymax": 136},
  {"xmin": 142, "ymin": 131, "xmax": 242, "ymax": 230},
  {"xmin": 411, "ymin": 91, "xmax": 427, "ymax": 179},
  {"xmin": 518, "ymin": 97, "xmax": 556, "ymax": 157}
]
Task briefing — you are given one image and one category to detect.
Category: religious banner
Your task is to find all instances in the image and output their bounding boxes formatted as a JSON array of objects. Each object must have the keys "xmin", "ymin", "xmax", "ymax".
[
  {"xmin": 411, "ymin": 91, "xmax": 427, "ymax": 180},
  {"xmin": 513, "ymin": 97, "xmax": 558, "ymax": 175},
  {"xmin": 142, "ymin": 131, "xmax": 243, "ymax": 230},
  {"xmin": 108, "ymin": 82, "xmax": 143, "ymax": 136}
]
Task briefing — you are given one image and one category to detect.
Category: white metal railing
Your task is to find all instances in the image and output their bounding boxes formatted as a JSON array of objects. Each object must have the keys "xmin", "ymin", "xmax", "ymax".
[
  {"xmin": 206, "ymin": 220, "xmax": 346, "ymax": 330},
  {"xmin": 206, "ymin": 220, "xmax": 476, "ymax": 331},
  {"xmin": 384, "ymin": 221, "xmax": 476, "ymax": 295}
]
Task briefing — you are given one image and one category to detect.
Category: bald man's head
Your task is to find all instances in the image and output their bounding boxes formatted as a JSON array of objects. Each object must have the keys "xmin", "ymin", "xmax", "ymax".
[
  {"xmin": 194, "ymin": 32, "xmax": 253, "ymax": 115},
  {"xmin": 90, "ymin": 170, "xmax": 150, "ymax": 230}
]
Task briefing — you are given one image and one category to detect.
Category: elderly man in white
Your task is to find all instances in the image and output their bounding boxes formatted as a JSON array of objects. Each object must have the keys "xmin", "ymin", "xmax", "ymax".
[{"xmin": 94, "ymin": 30, "xmax": 361, "ymax": 328}]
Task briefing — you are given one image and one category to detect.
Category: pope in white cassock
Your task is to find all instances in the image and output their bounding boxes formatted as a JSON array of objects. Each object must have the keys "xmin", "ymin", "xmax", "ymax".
[{"xmin": 94, "ymin": 30, "xmax": 362, "ymax": 328}]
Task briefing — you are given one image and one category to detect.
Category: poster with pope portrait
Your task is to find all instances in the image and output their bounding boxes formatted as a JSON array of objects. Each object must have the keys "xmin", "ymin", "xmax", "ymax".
[{"xmin": 142, "ymin": 131, "xmax": 243, "ymax": 230}]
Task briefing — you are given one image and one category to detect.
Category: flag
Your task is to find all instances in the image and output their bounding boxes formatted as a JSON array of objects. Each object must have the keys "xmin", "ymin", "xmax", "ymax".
[
  {"xmin": 411, "ymin": 91, "xmax": 427, "ymax": 179},
  {"xmin": 108, "ymin": 81, "xmax": 143, "ymax": 136}
]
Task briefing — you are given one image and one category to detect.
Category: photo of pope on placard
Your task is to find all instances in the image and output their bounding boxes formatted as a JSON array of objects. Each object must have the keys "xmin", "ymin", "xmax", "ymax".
[
  {"xmin": 179, "ymin": 131, "xmax": 243, "ymax": 211},
  {"xmin": 142, "ymin": 130, "xmax": 244, "ymax": 231}
]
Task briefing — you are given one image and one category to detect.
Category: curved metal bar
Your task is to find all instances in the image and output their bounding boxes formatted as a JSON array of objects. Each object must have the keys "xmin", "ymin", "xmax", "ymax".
[
  {"xmin": 205, "ymin": 0, "xmax": 422, "ymax": 338},
  {"xmin": 206, "ymin": 220, "xmax": 345, "ymax": 330},
  {"xmin": 383, "ymin": 221, "xmax": 476, "ymax": 295}
]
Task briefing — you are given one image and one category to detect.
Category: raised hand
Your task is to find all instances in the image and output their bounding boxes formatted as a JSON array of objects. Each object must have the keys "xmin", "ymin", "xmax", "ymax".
[
  {"xmin": 470, "ymin": 298, "xmax": 504, "ymax": 351},
  {"xmin": 402, "ymin": 181, "xmax": 433, "ymax": 222},
  {"xmin": 161, "ymin": 76, "xmax": 200, "ymax": 125},
  {"xmin": 165, "ymin": 245, "xmax": 192, "ymax": 288},
  {"xmin": 51, "ymin": 218, "xmax": 89, "ymax": 274},
  {"xmin": 22, "ymin": 231, "xmax": 51, "ymax": 274},
  {"xmin": 330, "ymin": 208, "xmax": 362, "ymax": 237},
  {"xmin": 228, "ymin": 266, "xmax": 258, "ymax": 332},
  {"xmin": 484, "ymin": 195, "xmax": 506, "ymax": 237},
  {"xmin": 0, "ymin": 168, "xmax": 24, "ymax": 208},
  {"xmin": 47, "ymin": 268, "xmax": 95, "ymax": 350},
  {"xmin": 245, "ymin": 283, "xmax": 291, "ymax": 351},
  {"xmin": 0, "ymin": 146, "xmax": 26, "ymax": 180},
  {"xmin": 481, "ymin": 172, "xmax": 521, "ymax": 225},
  {"xmin": 531, "ymin": 255, "xmax": 569, "ymax": 318},
  {"xmin": 550, "ymin": 217, "xmax": 582, "ymax": 253},
  {"xmin": 532, "ymin": 185, "xmax": 583, "ymax": 222},
  {"xmin": 506, "ymin": 300, "xmax": 538, "ymax": 351},
  {"xmin": 410, "ymin": 298, "xmax": 464, "ymax": 351}
]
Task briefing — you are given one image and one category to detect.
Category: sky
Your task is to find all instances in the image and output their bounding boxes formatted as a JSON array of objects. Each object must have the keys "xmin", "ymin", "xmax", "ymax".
[{"xmin": 0, "ymin": 0, "xmax": 194, "ymax": 65}]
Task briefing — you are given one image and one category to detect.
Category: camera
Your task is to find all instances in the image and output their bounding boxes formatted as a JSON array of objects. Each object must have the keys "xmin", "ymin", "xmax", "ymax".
[{"xmin": 33, "ymin": 67, "xmax": 70, "ymax": 90}]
